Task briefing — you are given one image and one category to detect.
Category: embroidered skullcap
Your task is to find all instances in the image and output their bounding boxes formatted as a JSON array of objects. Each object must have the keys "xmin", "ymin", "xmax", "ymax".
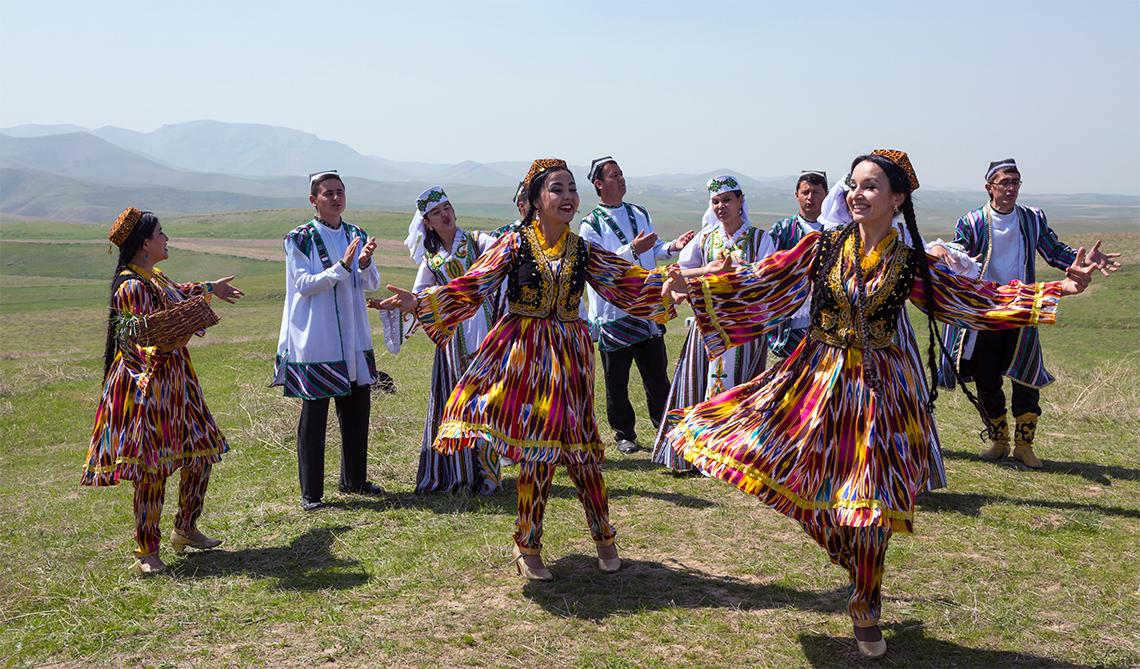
[
  {"xmin": 308, "ymin": 169, "xmax": 339, "ymax": 185},
  {"xmin": 799, "ymin": 170, "xmax": 827, "ymax": 181},
  {"xmin": 706, "ymin": 175, "xmax": 742, "ymax": 195},
  {"xmin": 108, "ymin": 207, "xmax": 143, "ymax": 247},
  {"xmin": 702, "ymin": 175, "xmax": 751, "ymax": 230},
  {"xmin": 404, "ymin": 185, "xmax": 451, "ymax": 264},
  {"xmin": 587, "ymin": 156, "xmax": 617, "ymax": 182},
  {"xmin": 513, "ymin": 181, "xmax": 526, "ymax": 204},
  {"xmin": 416, "ymin": 185, "xmax": 449, "ymax": 213},
  {"xmin": 985, "ymin": 158, "xmax": 1019, "ymax": 182},
  {"xmin": 522, "ymin": 158, "xmax": 569, "ymax": 193},
  {"xmin": 870, "ymin": 149, "xmax": 920, "ymax": 192}
]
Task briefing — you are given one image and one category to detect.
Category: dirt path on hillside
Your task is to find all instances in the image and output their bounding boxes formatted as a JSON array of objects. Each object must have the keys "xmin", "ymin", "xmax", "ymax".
[{"xmin": 4, "ymin": 238, "xmax": 418, "ymax": 267}]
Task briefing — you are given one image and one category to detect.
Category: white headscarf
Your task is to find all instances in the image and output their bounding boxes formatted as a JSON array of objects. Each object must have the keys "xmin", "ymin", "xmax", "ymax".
[
  {"xmin": 403, "ymin": 185, "xmax": 450, "ymax": 264},
  {"xmin": 818, "ymin": 179, "xmax": 979, "ymax": 277},
  {"xmin": 701, "ymin": 175, "xmax": 752, "ymax": 230}
]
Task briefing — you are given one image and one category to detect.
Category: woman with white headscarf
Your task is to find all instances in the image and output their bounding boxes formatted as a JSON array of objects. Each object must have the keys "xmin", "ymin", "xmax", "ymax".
[
  {"xmin": 390, "ymin": 186, "xmax": 503, "ymax": 495},
  {"xmin": 650, "ymin": 175, "xmax": 774, "ymax": 472}
]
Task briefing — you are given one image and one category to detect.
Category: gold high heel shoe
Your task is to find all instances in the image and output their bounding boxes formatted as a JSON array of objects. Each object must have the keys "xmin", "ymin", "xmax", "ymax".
[
  {"xmin": 171, "ymin": 528, "xmax": 222, "ymax": 554},
  {"xmin": 513, "ymin": 545, "xmax": 553, "ymax": 581},
  {"xmin": 596, "ymin": 541, "xmax": 621, "ymax": 573},
  {"xmin": 132, "ymin": 552, "xmax": 168, "ymax": 575}
]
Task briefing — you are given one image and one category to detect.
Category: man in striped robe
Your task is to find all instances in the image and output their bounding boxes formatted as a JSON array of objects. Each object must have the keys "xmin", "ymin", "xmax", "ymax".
[{"xmin": 938, "ymin": 159, "xmax": 1121, "ymax": 469}]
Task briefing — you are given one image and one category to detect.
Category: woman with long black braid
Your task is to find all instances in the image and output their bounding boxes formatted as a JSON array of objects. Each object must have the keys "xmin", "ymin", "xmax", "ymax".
[
  {"xmin": 82, "ymin": 208, "xmax": 243, "ymax": 574},
  {"xmin": 660, "ymin": 150, "xmax": 1095, "ymax": 658}
]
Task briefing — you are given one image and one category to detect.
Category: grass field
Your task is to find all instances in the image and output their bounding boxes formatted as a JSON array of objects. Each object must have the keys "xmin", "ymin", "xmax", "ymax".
[{"xmin": 0, "ymin": 214, "xmax": 1137, "ymax": 668}]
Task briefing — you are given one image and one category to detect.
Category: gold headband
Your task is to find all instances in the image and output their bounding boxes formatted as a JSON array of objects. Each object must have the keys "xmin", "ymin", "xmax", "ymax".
[
  {"xmin": 108, "ymin": 207, "xmax": 143, "ymax": 247},
  {"xmin": 870, "ymin": 149, "xmax": 920, "ymax": 192}
]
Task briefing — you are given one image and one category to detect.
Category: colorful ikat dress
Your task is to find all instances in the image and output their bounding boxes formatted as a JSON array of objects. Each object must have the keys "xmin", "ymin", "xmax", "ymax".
[
  {"xmin": 664, "ymin": 228, "xmax": 1061, "ymax": 532},
  {"xmin": 414, "ymin": 220, "xmax": 673, "ymax": 464},
  {"xmin": 82, "ymin": 266, "xmax": 228, "ymax": 486},
  {"xmin": 650, "ymin": 220, "xmax": 774, "ymax": 471}
]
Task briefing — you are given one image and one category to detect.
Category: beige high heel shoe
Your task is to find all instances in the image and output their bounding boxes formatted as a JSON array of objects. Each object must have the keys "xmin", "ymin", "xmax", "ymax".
[
  {"xmin": 132, "ymin": 552, "xmax": 168, "ymax": 575},
  {"xmin": 854, "ymin": 624, "xmax": 887, "ymax": 660},
  {"xmin": 596, "ymin": 541, "xmax": 621, "ymax": 573},
  {"xmin": 513, "ymin": 545, "xmax": 553, "ymax": 581},
  {"xmin": 171, "ymin": 528, "xmax": 222, "ymax": 554}
]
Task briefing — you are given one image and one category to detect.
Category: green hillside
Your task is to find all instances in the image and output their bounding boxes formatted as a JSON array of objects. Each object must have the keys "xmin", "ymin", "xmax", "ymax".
[{"xmin": 0, "ymin": 214, "xmax": 1136, "ymax": 668}]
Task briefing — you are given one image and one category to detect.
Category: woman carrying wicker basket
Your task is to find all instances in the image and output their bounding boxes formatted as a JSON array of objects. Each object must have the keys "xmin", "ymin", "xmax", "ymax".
[{"xmin": 81, "ymin": 208, "xmax": 243, "ymax": 574}]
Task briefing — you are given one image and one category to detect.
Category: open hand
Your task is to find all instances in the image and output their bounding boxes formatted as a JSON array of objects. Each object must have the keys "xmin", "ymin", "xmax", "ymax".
[
  {"xmin": 706, "ymin": 252, "xmax": 735, "ymax": 275},
  {"xmin": 370, "ymin": 284, "xmax": 417, "ymax": 314},
  {"xmin": 670, "ymin": 229, "xmax": 696, "ymax": 253},
  {"xmin": 341, "ymin": 236, "xmax": 361, "ymax": 268},
  {"xmin": 632, "ymin": 229, "xmax": 659, "ymax": 255},
  {"xmin": 211, "ymin": 275, "xmax": 244, "ymax": 303},
  {"xmin": 1060, "ymin": 247, "xmax": 1096, "ymax": 296},
  {"xmin": 1086, "ymin": 240, "xmax": 1121, "ymax": 276},
  {"xmin": 358, "ymin": 236, "xmax": 378, "ymax": 268}
]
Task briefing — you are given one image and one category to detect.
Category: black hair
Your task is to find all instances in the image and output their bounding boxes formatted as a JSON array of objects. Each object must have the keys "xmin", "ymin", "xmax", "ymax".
[
  {"xmin": 421, "ymin": 205, "xmax": 451, "ymax": 255},
  {"xmin": 842, "ymin": 155, "xmax": 991, "ymax": 433},
  {"xmin": 521, "ymin": 167, "xmax": 574, "ymax": 225},
  {"xmin": 591, "ymin": 161, "xmax": 618, "ymax": 197},
  {"xmin": 795, "ymin": 172, "xmax": 828, "ymax": 193},
  {"xmin": 310, "ymin": 174, "xmax": 344, "ymax": 197},
  {"xmin": 102, "ymin": 212, "xmax": 160, "ymax": 379}
]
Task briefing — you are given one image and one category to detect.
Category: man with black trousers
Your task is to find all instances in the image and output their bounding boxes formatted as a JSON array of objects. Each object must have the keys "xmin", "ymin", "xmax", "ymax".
[
  {"xmin": 274, "ymin": 170, "xmax": 385, "ymax": 509},
  {"xmin": 579, "ymin": 156, "xmax": 694, "ymax": 453}
]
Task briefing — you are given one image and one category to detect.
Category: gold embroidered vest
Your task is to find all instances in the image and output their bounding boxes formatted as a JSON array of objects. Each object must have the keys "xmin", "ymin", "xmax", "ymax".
[{"xmin": 506, "ymin": 224, "xmax": 588, "ymax": 321}]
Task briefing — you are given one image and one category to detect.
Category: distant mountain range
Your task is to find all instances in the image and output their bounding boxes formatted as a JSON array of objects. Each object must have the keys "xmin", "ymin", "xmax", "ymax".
[{"xmin": 2, "ymin": 120, "xmax": 1137, "ymax": 231}]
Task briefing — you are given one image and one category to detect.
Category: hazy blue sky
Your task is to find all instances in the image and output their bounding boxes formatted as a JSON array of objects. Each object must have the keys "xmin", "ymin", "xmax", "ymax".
[{"xmin": 3, "ymin": 0, "xmax": 1138, "ymax": 194}]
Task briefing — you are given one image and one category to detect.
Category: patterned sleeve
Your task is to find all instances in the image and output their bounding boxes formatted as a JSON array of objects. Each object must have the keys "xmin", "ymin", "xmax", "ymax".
[
  {"xmin": 1032, "ymin": 209, "xmax": 1078, "ymax": 270},
  {"xmin": 951, "ymin": 214, "xmax": 976, "ymax": 253},
  {"xmin": 584, "ymin": 243, "xmax": 676, "ymax": 325},
  {"xmin": 910, "ymin": 256, "xmax": 1062, "ymax": 330},
  {"xmin": 686, "ymin": 232, "xmax": 819, "ymax": 358},
  {"xmin": 415, "ymin": 232, "xmax": 515, "ymax": 346},
  {"xmin": 112, "ymin": 278, "xmax": 164, "ymax": 362}
]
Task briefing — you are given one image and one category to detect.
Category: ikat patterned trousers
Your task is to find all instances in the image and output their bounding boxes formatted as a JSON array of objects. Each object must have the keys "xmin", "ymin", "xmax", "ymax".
[
  {"xmin": 514, "ymin": 460, "xmax": 615, "ymax": 552},
  {"xmin": 132, "ymin": 462, "xmax": 211, "ymax": 557},
  {"xmin": 800, "ymin": 522, "xmax": 890, "ymax": 625}
]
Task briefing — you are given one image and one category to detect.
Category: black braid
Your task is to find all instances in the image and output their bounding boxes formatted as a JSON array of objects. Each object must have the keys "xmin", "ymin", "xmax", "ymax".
[
  {"xmin": 901, "ymin": 198, "xmax": 994, "ymax": 438},
  {"xmin": 102, "ymin": 213, "xmax": 159, "ymax": 379}
]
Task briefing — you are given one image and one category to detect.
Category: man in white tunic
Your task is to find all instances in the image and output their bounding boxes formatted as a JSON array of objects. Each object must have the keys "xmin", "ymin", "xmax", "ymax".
[
  {"xmin": 579, "ymin": 156, "xmax": 694, "ymax": 454},
  {"xmin": 274, "ymin": 171, "xmax": 384, "ymax": 509}
]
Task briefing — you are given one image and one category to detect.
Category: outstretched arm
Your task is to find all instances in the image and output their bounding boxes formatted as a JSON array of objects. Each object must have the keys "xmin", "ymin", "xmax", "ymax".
[{"xmin": 684, "ymin": 232, "xmax": 819, "ymax": 358}]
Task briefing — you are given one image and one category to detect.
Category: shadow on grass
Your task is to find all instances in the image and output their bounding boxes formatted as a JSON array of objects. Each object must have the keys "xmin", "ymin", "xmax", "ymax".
[
  {"xmin": 323, "ymin": 479, "xmax": 716, "ymax": 515},
  {"xmin": 174, "ymin": 526, "xmax": 369, "ymax": 590},
  {"xmin": 798, "ymin": 619, "xmax": 1096, "ymax": 668},
  {"xmin": 916, "ymin": 490, "xmax": 1139, "ymax": 519},
  {"xmin": 602, "ymin": 456, "xmax": 667, "ymax": 473},
  {"xmin": 941, "ymin": 448, "xmax": 1139, "ymax": 485},
  {"xmin": 520, "ymin": 554, "xmax": 848, "ymax": 622}
]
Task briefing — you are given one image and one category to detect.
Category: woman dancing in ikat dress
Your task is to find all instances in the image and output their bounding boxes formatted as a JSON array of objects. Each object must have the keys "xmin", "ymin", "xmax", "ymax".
[
  {"xmin": 81, "ymin": 208, "xmax": 243, "ymax": 574},
  {"xmin": 660, "ymin": 150, "xmax": 1097, "ymax": 658},
  {"xmin": 377, "ymin": 159, "xmax": 673, "ymax": 581}
]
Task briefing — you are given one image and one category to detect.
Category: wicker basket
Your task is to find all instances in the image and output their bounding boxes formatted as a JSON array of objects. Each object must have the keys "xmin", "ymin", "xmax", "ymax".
[{"xmin": 138, "ymin": 296, "xmax": 220, "ymax": 348}]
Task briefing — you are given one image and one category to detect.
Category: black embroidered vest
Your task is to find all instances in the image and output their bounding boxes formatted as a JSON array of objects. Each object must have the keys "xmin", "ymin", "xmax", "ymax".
[
  {"xmin": 808, "ymin": 229, "xmax": 918, "ymax": 349},
  {"xmin": 506, "ymin": 224, "xmax": 588, "ymax": 321}
]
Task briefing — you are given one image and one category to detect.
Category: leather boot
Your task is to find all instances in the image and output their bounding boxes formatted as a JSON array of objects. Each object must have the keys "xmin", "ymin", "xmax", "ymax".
[
  {"xmin": 1012, "ymin": 412, "xmax": 1042, "ymax": 469},
  {"xmin": 979, "ymin": 413, "xmax": 1010, "ymax": 462}
]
